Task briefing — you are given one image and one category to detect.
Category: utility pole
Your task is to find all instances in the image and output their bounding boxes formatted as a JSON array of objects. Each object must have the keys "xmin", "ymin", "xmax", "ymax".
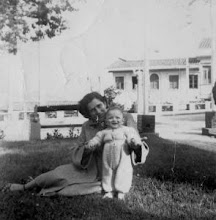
[
  {"xmin": 137, "ymin": 69, "xmax": 144, "ymax": 114},
  {"xmin": 37, "ymin": 41, "xmax": 41, "ymax": 106},
  {"xmin": 143, "ymin": 24, "xmax": 150, "ymax": 115},
  {"xmin": 7, "ymin": 54, "xmax": 13, "ymax": 117}
]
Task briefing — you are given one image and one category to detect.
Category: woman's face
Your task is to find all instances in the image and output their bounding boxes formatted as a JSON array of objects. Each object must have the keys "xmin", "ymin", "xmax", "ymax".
[{"xmin": 87, "ymin": 98, "xmax": 107, "ymax": 120}]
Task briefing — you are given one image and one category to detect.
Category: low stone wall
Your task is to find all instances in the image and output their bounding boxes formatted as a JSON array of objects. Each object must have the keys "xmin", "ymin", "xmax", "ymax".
[{"xmin": 148, "ymin": 101, "xmax": 212, "ymax": 115}]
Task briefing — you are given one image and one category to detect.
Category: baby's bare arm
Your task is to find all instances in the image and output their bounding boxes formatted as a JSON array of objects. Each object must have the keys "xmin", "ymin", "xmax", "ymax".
[
  {"xmin": 86, "ymin": 139, "xmax": 99, "ymax": 151},
  {"xmin": 86, "ymin": 131, "xmax": 104, "ymax": 151}
]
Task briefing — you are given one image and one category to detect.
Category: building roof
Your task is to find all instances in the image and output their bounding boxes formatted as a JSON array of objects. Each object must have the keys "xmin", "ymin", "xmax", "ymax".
[
  {"xmin": 188, "ymin": 57, "xmax": 200, "ymax": 64},
  {"xmin": 199, "ymin": 38, "xmax": 211, "ymax": 49},
  {"xmin": 108, "ymin": 37, "xmax": 211, "ymax": 71},
  {"xmin": 108, "ymin": 57, "xmax": 200, "ymax": 71},
  {"xmin": 108, "ymin": 58, "xmax": 145, "ymax": 69},
  {"xmin": 150, "ymin": 58, "xmax": 186, "ymax": 66}
]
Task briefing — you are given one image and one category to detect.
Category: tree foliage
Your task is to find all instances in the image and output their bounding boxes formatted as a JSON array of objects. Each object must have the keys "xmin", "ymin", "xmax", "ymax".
[
  {"xmin": 104, "ymin": 86, "xmax": 121, "ymax": 106},
  {"xmin": 0, "ymin": 0, "xmax": 76, "ymax": 54}
]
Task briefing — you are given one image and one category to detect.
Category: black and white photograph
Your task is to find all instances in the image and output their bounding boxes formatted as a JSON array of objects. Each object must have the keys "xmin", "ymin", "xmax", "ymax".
[{"xmin": 0, "ymin": 0, "xmax": 216, "ymax": 219}]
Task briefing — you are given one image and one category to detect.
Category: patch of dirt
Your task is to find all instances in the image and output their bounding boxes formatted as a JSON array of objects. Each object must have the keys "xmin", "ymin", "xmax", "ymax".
[{"xmin": 155, "ymin": 114, "xmax": 216, "ymax": 152}]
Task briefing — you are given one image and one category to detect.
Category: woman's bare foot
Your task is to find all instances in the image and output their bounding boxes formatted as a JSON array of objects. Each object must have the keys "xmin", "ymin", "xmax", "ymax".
[{"xmin": 1, "ymin": 183, "xmax": 25, "ymax": 192}]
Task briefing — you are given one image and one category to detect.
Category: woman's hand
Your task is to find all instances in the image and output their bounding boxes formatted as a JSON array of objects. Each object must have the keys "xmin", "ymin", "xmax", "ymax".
[{"xmin": 85, "ymin": 140, "xmax": 97, "ymax": 151}]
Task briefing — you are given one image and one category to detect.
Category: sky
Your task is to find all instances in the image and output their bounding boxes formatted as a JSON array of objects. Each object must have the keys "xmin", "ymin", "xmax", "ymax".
[
  {"xmin": 67, "ymin": 0, "xmax": 212, "ymax": 57},
  {"xmin": 0, "ymin": 0, "xmax": 215, "ymax": 106},
  {"xmin": 63, "ymin": 0, "xmax": 213, "ymax": 80},
  {"xmin": 55, "ymin": 0, "xmax": 214, "ymax": 90}
]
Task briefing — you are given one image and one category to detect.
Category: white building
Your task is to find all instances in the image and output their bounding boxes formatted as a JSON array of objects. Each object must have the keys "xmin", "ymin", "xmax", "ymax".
[{"xmin": 107, "ymin": 39, "xmax": 213, "ymax": 115}]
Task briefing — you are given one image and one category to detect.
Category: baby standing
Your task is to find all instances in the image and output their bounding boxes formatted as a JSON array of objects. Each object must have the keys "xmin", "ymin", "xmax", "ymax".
[{"xmin": 87, "ymin": 106, "xmax": 147, "ymax": 199}]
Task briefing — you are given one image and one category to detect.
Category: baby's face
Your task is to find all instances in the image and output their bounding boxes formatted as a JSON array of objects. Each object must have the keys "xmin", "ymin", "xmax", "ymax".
[{"xmin": 106, "ymin": 109, "xmax": 124, "ymax": 129}]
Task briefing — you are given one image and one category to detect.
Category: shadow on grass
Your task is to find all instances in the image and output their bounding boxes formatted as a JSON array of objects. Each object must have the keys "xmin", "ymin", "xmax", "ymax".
[
  {"xmin": 137, "ymin": 133, "xmax": 216, "ymax": 191},
  {"xmin": 176, "ymin": 131, "xmax": 202, "ymax": 135},
  {"xmin": 0, "ymin": 193, "xmax": 170, "ymax": 220},
  {"xmin": 1, "ymin": 135, "xmax": 216, "ymax": 191},
  {"xmin": 0, "ymin": 138, "xmax": 173, "ymax": 220},
  {"xmin": 1, "ymin": 137, "xmax": 216, "ymax": 219},
  {"xmin": 0, "ymin": 139, "xmax": 77, "ymax": 183}
]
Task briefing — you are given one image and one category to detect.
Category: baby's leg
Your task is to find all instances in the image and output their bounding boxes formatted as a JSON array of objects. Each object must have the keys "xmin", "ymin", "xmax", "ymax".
[
  {"xmin": 114, "ymin": 169, "xmax": 132, "ymax": 200},
  {"xmin": 102, "ymin": 165, "xmax": 113, "ymax": 193},
  {"xmin": 102, "ymin": 157, "xmax": 115, "ymax": 198},
  {"xmin": 114, "ymin": 157, "xmax": 133, "ymax": 195},
  {"xmin": 102, "ymin": 168, "xmax": 114, "ymax": 198},
  {"xmin": 102, "ymin": 143, "xmax": 116, "ymax": 198}
]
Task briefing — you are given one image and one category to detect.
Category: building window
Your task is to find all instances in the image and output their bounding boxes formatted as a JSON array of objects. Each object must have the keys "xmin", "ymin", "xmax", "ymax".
[
  {"xmin": 169, "ymin": 75, "xmax": 179, "ymax": 89},
  {"xmin": 189, "ymin": 75, "xmax": 198, "ymax": 88},
  {"xmin": 150, "ymin": 74, "xmax": 159, "ymax": 89},
  {"xmin": 203, "ymin": 66, "xmax": 211, "ymax": 84},
  {"xmin": 45, "ymin": 111, "xmax": 57, "ymax": 118},
  {"xmin": 132, "ymin": 76, "xmax": 138, "ymax": 89},
  {"xmin": 115, "ymin": 77, "xmax": 124, "ymax": 89}
]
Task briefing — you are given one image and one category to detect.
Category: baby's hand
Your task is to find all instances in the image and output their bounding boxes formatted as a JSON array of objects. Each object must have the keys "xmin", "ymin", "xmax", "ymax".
[
  {"xmin": 86, "ymin": 141, "xmax": 97, "ymax": 151},
  {"xmin": 129, "ymin": 138, "xmax": 142, "ymax": 150}
]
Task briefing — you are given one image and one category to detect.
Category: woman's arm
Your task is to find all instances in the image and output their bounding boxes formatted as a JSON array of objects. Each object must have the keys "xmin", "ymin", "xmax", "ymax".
[
  {"xmin": 71, "ymin": 122, "xmax": 93, "ymax": 169},
  {"xmin": 124, "ymin": 114, "xmax": 149, "ymax": 165}
]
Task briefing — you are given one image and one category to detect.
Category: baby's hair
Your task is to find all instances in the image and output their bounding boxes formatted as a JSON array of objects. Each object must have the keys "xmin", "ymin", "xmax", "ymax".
[{"xmin": 106, "ymin": 104, "xmax": 124, "ymax": 115}]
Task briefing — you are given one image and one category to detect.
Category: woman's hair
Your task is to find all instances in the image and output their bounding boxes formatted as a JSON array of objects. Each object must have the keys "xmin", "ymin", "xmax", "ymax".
[{"xmin": 78, "ymin": 92, "xmax": 107, "ymax": 118}]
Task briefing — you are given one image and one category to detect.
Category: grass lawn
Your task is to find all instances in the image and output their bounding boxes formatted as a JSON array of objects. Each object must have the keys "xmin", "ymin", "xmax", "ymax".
[{"xmin": 0, "ymin": 134, "xmax": 216, "ymax": 220}]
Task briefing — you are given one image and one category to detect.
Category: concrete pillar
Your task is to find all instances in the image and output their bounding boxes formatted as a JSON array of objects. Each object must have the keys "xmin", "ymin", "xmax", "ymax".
[
  {"xmin": 189, "ymin": 103, "xmax": 196, "ymax": 111},
  {"xmin": 57, "ymin": 111, "xmax": 64, "ymax": 119},
  {"xmin": 156, "ymin": 103, "xmax": 162, "ymax": 114},
  {"xmin": 205, "ymin": 101, "xmax": 211, "ymax": 111}
]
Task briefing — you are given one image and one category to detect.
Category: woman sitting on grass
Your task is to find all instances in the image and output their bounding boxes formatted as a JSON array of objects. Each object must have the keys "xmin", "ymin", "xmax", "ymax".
[
  {"xmin": 87, "ymin": 105, "xmax": 146, "ymax": 200},
  {"xmin": 2, "ymin": 92, "xmax": 149, "ymax": 197}
]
